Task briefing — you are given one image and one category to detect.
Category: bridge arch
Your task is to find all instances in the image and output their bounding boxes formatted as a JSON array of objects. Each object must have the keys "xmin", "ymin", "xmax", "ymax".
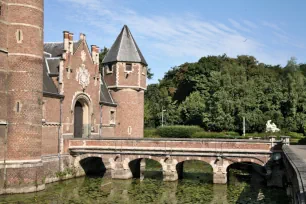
[
  {"xmin": 74, "ymin": 154, "xmax": 107, "ymax": 177},
  {"xmin": 128, "ymin": 157, "xmax": 163, "ymax": 180},
  {"xmin": 224, "ymin": 157, "xmax": 266, "ymax": 184},
  {"xmin": 176, "ymin": 158, "xmax": 213, "ymax": 181}
]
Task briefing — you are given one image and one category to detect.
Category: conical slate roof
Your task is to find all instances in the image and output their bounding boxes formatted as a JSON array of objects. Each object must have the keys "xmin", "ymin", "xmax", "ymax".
[{"xmin": 103, "ymin": 25, "xmax": 147, "ymax": 65}]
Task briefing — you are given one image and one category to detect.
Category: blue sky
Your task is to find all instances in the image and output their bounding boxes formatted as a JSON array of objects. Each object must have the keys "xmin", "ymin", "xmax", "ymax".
[{"xmin": 45, "ymin": 0, "xmax": 306, "ymax": 83}]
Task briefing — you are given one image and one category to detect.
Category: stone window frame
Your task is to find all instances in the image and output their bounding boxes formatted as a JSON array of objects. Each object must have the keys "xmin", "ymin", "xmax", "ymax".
[
  {"xmin": 142, "ymin": 66, "xmax": 147, "ymax": 76},
  {"xmin": 106, "ymin": 63, "xmax": 114, "ymax": 74},
  {"xmin": 110, "ymin": 110, "xmax": 116, "ymax": 125},
  {"xmin": 124, "ymin": 63, "xmax": 133, "ymax": 73},
  {"xmin": 128, "ymin": 126, "xmax": 132, "ymax": 135}
]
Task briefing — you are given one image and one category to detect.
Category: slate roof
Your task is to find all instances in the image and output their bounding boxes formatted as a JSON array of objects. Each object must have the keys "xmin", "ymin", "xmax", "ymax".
[
  {"xmin": 46, "ymin": 58, "xmax": 60, "ymax": 75},
  {"xmin": 43, "ymin": 58, "xmax": 59, "ymax": 95},
  {"xmin": 43, "ymin": 41, "xmax": 82, "ymax": 57},
  {"xmin": 103, "ymin": 25, "xmax": 147, "ymax": 65},
  {"xmin": 100, "ymin": 77, "xmax": 116, "ymax": 106},
  {"xmin": 44, "ymin": 42, "xmax": 64, "ymax": 57}
]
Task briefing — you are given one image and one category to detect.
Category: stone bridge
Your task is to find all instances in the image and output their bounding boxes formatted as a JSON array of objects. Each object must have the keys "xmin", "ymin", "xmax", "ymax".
[{"xmin": 64, "ymin": 137, "xmax": 285, "ymax": 184}]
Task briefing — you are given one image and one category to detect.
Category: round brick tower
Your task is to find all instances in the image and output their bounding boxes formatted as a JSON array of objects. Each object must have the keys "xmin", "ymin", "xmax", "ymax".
[
  {"xmin": 0, "ymin": 0, "xmax": 44, "ymax": 194},
  {"xmin": 103, "ymin": 25, "xmax": 147, "ymax": 138}
]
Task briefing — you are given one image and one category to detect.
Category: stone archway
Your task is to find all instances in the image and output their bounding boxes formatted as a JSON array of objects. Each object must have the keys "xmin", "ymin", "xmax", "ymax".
[{"xmin": 72, "ymin": 93, "xmax": 92, "ymax": 138}]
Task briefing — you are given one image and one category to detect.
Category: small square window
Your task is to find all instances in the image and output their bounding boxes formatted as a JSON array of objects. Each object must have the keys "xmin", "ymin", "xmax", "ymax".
[
  {"xmin": 110, "ymin": 111, "xmax": 115, "ymax": 124},
  {"xmin": 125, "ymin": 63, "xmax": 132, "ymax": 72}
]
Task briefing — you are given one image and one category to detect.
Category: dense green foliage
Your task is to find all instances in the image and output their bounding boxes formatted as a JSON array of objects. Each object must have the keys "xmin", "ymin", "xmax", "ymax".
[
  {"xmin": 156, "ymin": 125, "xmax": 202, "ymax": 138},
  {"xmin": 145, "ymin": 55, "xmax": 306, "ymax": 136}
]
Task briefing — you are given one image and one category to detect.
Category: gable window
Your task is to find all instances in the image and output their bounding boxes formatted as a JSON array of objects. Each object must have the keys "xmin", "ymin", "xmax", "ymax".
[
  {"xmin": 110, "ymin": 110, "xmax": 115, "ymax": 124},
  {"xmin": 125, "ymin": 63, "xmax": 132, "ymax": 72}
]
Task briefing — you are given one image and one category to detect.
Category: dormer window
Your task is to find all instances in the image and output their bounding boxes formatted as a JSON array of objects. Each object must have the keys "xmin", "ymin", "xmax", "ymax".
[{"xmin": 125, "ymin": 63, "xmax": 132, "ymax": 72}]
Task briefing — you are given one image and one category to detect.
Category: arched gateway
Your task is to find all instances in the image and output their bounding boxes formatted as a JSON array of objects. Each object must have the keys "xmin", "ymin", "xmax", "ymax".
[{"xmin": 72, "ymin": 93, "xmax": 92, "ymax": 138}]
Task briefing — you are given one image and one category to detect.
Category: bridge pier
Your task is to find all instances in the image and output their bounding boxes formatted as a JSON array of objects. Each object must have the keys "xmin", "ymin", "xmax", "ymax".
[
  {"xmin": 211, "ymin": 159, "xmax": 229, "ymax": 184},
  {"xmin": 140, "ymin": 159, "xmax": 146, "ymax": 180},
  {"xmin": 161, "ymin": 158, "xmax": 179, "ymax": 181},
  {"xmin": 110, "ymin": 158, "xmax": 133, "ymax": 180}
]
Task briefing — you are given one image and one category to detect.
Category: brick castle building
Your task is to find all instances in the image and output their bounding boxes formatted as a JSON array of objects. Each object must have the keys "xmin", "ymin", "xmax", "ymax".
[{"xmin": 0, "ymin": 0, "xmax": 147, "ymax": 194}]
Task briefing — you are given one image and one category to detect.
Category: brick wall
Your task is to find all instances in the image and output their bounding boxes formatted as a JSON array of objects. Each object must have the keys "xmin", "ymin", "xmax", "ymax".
[
  {"xmin": 117, "ymin": 63, "xmax": 139, "ymax": 87},
  {"xmin": 103, "ymin": 63, "xmax": 117, "ymax": 86},
  {"xmin": 42, "ymin": 126, "xmax": 59, "ymax": 155},
  {"xmin": 6, "ymin": 0, "xmax": 43, "ymax": 161},
  {"xmin": 111, "ymin": 89, "xmax": 144, "ymax": 138}
]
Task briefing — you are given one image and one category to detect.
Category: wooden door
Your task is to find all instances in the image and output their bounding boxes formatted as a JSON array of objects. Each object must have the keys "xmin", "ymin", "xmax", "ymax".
[{"xmin": 74, "ymin": 101, "xmax": 83, "ymax": 138}]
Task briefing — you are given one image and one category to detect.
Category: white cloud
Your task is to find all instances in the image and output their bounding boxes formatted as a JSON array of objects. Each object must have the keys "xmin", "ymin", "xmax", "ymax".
[
  {"xmin": 243, "ymin": 20, "xmax": 258, "ymax": 29},
  {"xmin": 56, "ymin": 0, "xmax": 301, "ymax": 69},
  {"xmin": 262, "ymin": 21, "xmax": 285, "ymax": 33},
  {"xmin": 228, "ymin": 18, "xmax": 251, "ymax": 33}
]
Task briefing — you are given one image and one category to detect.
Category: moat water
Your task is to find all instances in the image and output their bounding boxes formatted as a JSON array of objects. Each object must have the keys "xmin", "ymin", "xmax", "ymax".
[{"xmin": 0, "ymin": 161, "xmax": 290, "ymax": 204}]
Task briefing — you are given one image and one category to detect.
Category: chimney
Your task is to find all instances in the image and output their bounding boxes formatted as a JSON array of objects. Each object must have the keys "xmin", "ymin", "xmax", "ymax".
[
  {"xmin": 69, "ymin": 32, "xmax": 74, "ymax": 53},
  {"xmin": 80, "ymin": 33, "xmax": 86, "ymax": 41},
  {"xmin": 91, "ymin": 45, "xmax": 98, "ymax": 64},
  {"xmin": 63, "ymin": 31, "xmax": 69, "ymax": 52},
  {"xmin": 96, "ymin": 46, "xmax": 100, "ymax": 66}
]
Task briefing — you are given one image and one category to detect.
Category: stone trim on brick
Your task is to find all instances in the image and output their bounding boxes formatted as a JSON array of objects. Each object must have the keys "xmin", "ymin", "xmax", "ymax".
[
  {"xmin": 0, "ymin": 47, "xmax": 8, "ymax": 53},
  {"xmin": 10, "ymin": 22, "xmax": 42, "ymax": 30},
  {"xmin": 8, "ymin": 53, "xmax": 43, "ymax": 59},
  {"xmin": 7, "ymin": 3, "xmax": 43, "ymax": 12}
]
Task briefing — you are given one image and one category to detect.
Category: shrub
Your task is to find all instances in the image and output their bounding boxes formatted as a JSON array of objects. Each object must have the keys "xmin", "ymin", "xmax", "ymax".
[
  {"xmin": 192, "ymin": 131, "xmax": 242, "ymax": 139},
  {"xmin": 144, "ymin": 128, "xmax": 159, "ymax": 138},
  {"xmin": 224, "ymin": 131, "xmax": 240, "ymax": 137},
  {"xmin": 286, "ymin": 132, "xmax": 304, "ymax": 139},
  {"xmin": 157, "ymin": 125, "xmax": 202, "ymax": 138},
  {"xmin": 298, "ymin": 138, "xmax": 306, "ymax": 145}
]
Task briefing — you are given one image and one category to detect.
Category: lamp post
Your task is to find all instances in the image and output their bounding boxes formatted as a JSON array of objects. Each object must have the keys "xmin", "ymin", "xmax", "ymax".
[{"xmin": 162, "ymin": 108, "xmax": 166, "ymax": 127}]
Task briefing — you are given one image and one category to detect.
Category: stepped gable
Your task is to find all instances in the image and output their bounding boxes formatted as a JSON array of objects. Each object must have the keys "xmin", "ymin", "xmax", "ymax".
[{"xmin": 103, "ymin": 25, "xmax": 147, "ymax": 65}]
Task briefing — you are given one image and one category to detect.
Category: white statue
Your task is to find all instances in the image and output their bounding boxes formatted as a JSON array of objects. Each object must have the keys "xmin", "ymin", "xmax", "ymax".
[{"xmin": 266, "ymin": 120, "xmax": 280, "ymax": 133}]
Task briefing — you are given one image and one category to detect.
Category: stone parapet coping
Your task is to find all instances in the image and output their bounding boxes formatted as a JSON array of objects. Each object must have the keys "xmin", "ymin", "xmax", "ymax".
[
  {"xmin": 68, "ymin": 137, "xmax": 281, "ymax": 144},
  {"xmin": 69, "ymin": 146, "xmax": 272, "ymax": 154},
  {"xmin": 283, "ymin": 146, "xmax": 306, "ymax": 196}
]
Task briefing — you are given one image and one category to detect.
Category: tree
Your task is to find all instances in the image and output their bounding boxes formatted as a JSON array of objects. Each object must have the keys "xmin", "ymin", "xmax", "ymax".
[
  {"xmin": 99, "ymin": 47, "xmax": 109, "ymax": 72},
  {"xmin": 179, "ymin": 91, "xmax": 205, "ymax": 126}
]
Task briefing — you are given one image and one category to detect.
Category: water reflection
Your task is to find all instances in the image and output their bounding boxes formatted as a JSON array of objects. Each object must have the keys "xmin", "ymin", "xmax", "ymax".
[{"xmin": 0, "ymin": 162, "xmax": 289, "ymax": 204}]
